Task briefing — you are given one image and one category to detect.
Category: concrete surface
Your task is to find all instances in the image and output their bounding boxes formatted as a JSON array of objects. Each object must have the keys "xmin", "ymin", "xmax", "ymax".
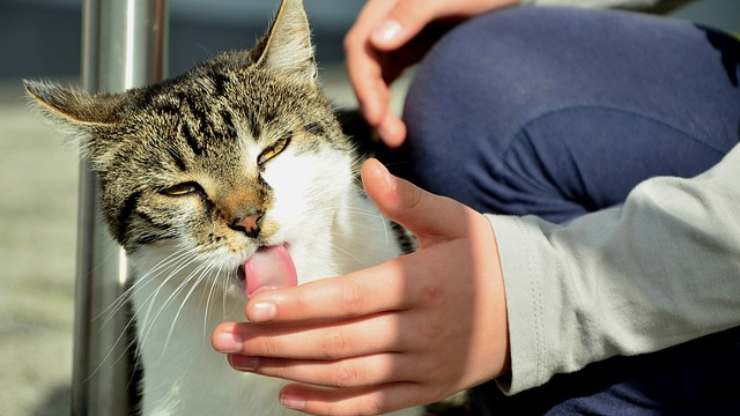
[{"xmin": 0, "ymin": 80, "xmax": 77, "ymax": 416}]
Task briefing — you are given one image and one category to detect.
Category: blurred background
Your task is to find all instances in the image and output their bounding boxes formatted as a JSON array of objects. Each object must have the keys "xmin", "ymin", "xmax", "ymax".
[{"xmin": 0, "ymin": 1, "xmax": 738, "ymax": 415}]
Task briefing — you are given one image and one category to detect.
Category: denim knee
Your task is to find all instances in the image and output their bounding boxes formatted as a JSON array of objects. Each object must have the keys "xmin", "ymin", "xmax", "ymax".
[
  {"xmin": 398, "ymin": 6, "xmax": 740, "ymax": 217},
  {"xmin": 399, "ymin": 7, "xmax": 562, "ymax": 211}
]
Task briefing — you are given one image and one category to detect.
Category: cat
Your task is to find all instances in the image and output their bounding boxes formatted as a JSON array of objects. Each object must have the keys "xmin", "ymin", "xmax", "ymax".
[{"xmin": 25, "ymin": 0, "xmax": 425, "ymax": 415}]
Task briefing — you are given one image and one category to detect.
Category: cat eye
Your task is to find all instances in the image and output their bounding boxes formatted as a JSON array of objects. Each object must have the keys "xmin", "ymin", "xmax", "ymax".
[
  {"xmin": 257, "ymin": 134, "xmax": 292, "ymax": 165},
  {"xmin": 160, "ymin": 181, "xmax": 202, "ymax": 197}
]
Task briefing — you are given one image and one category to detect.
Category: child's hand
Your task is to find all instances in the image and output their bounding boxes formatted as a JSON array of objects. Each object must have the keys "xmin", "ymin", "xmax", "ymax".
[
  {"xmin": 212, "ymin": 159, "xmax": 510, "ymax": 416},
  {"xmin": 345, "ymin": 0, "xmax": 520, "ymax": 146}
]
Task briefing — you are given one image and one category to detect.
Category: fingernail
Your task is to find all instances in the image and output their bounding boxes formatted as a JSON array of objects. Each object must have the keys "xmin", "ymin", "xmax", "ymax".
[
  {"xmin": 250, "ymin": 301, "xmax": 277, "ymax": 322},
  {"xmin": 213, "ymin": 331, "xmax": 242, "ymax": 353},
  {"xmin": 372, "ymin": 20, "xmax": 402, "ymax": 44},
  {"xmin": 230, "ymin": 355, "xmax": 259, "ymax": 371},
  {"xmin": 373, "ymin": 159, "xmax": 396, "ymax": 192},
  {"xmin": 280, "ymin": 393, "xmax": 306, "ymax": 410}
]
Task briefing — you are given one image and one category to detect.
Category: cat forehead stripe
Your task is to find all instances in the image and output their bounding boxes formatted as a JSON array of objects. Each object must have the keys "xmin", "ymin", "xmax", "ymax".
[
  {"xmin": 166, "ymin": 147, "xmax": 188, "ymax": 171},
  {"xmin": 208, "ymin": 69, "xmax": 231, "ymax": 96},
  {"xmin": 179, "ymin": 121, "xmax": 203, "ymax": 156}
]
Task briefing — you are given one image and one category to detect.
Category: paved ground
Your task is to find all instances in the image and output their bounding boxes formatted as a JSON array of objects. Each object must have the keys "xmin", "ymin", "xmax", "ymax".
[
  {"xmin": 0, "ymin": 67, "xmax": 409, "ymax": 416},
  {"xmin": 0, "ymin": 78, "xmax": 78, "ymax": 416}
]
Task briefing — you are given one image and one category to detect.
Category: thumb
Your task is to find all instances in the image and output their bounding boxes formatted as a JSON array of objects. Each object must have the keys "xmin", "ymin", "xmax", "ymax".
[
  {"xmin": 361, "ymin": 158, "xmax": 472, "ymax": 242},
  {"xmin": 370, "ymin": 0, "xmax": 437, "ymax": 51}
]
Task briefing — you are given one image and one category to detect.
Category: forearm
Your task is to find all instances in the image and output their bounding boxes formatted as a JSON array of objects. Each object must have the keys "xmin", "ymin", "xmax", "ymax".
[{"xmin": 487, "ymin": 143, "xmax": 740, "ymax": 394}]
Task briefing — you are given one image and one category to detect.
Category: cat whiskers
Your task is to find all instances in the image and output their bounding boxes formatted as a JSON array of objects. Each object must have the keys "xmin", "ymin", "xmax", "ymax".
[
  {"xmin": 84, "ymin": 257, "xmax": 195, "ymax": 384},
  {"xmin": 160, "ymin": 258, "xmax": 220, "ymax": 357},
  {"xmin": 136, "ymin": 254, "xmax": 207, "ymax": 355},
  {"xmin": 325, "ymin": 240, "xmax": 364, "ymax": 267},
  {"xmin": 138, "ymin": 258, "xmax": 211, "ymax": 353},
  {"xmin": 306, "ymin": 204, "xmax": 393, "ymax": 246},
  {"xmin": 84, "ymin": 248, "xmax": 200, "ymax": 382},
  {"xmin": 202, "ymin": 261, "xmax": 226, "ymax": 344},
  {"xmin": 96, "ymin": 247, "xmax": 195, "ymax": 324},
  {"xmin": 314, "ymin": 206, "xmax": 387, "ymax": 220}
]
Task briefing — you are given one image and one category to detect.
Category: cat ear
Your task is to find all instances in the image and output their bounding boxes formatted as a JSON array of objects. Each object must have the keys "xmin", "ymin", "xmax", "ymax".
[
  {"xmin": 256, "ymin": 0, "xmax": 317, "ymax": 83},
  {"xmin": 23, "ymin": 80, "xmax": 126, "ymax": 128}
]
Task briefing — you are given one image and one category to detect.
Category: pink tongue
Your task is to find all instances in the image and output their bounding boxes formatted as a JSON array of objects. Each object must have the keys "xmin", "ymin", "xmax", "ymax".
[{"xmin": 244, "ymin": 245, "xmax": 297, "ymax": 297}]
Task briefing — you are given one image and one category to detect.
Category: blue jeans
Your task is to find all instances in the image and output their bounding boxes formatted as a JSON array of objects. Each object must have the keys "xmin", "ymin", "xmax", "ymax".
[{"xmin": 382, "ymin": 6, "xmax": 740, "ymax": 415}]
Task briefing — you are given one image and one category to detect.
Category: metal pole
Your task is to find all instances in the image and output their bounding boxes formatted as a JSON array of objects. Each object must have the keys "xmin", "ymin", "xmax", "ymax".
[{"xmin": 72, "ymin": 1, "xmax": 168, "ymax": 415}]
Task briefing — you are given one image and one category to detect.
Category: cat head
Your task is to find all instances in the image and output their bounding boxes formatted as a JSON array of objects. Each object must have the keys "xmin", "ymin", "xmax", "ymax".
[{"xmin": 25, "ymin": 0, "xmax": 357, "ymax": 271}]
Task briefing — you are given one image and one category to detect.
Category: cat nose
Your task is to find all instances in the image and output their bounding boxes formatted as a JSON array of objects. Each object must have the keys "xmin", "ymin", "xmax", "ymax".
[{"xmin": 228, "ymin": 212, "xmax": 263, "ymax": 238}]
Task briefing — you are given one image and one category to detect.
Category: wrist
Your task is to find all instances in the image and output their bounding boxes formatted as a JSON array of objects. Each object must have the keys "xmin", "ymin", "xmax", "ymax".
[{"xmin": 464, "ymin": 211, "xmax": 511, "ymax": 386}]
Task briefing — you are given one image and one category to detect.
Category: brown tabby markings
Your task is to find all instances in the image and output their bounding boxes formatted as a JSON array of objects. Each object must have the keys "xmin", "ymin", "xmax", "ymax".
[{"xmin": 25, "ymin": 50, "xmax": 350, "ymax": 253}]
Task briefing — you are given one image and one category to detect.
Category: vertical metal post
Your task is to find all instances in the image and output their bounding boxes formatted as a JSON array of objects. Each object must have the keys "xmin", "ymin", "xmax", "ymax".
[{"xmin": 72, "ymin": 1, "xmax": 168, "ymax": 415}]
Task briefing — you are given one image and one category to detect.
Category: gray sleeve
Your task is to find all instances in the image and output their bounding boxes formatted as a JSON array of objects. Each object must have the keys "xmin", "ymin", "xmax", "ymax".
[
  {"xmin": 520, "ymin": 0, "xmax": 661, "ymax": 9},
  {"xmin": 485, "ymin": 143, "xmax": 740, "ymax": 395}
]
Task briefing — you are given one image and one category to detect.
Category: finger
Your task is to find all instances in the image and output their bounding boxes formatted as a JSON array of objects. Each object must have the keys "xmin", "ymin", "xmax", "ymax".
[
  {"xmin": 345, "ymin": 0, "xmax": 398, "ymax": 126},
  {"xmin": 377, "ymin": 110, "xmax": 406, "ymax": 147},
  {"xmin": 345, "ymin": 41, "xmax": 390, "ymax": 126},
  {"xmin": 279, "ymin": 382, "xmax": 430, "ymax": 416},
  {"xmin": 229, "ymin": 353, "xmax": 413, "ymax": 388},
  {"xmin": 244, "ymin": 259, "xmax": 412, "ymax": 323},
  {"xmin": 361, "ymin": 159, "xmax": 475, "ymax": 241},
  {"xmin": 370, "ymin": 0, "xmax": 438, "ymax": 51},
  {"xmin": 213, "ymin": 313, "xmax": 405, "ymax": 360}
]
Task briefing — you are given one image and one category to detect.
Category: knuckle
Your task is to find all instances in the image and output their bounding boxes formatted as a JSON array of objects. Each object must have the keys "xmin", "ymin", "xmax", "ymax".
[
  {"xmin": 392, "ymin": 4, "xmax": 417, "ymax": 24},
  {"xmin": 321, "ymin": 402, "xmax": 343, "ymax": 416},
  {"xmin": 402, "ymin": 184, "xmax": 423, "ymax": 211},
  {"xmin": 316, "ymin": 398, "xmax": 383, "ymax": 416},
  {"xmin": 339, "ymin": 282, "xmax": 365, "ymax": 315},
  {"xmin": 333, "ymin": 362, "xmax": 361, "ymax": 387},
  {"xmin": 256, "ymin": 336, "xmax": 281, "ymax": 357},
  {"xmin": 361, "ymin": 396, "xmax": 385, "ymax": 416},
  {"xmin": 258, "ymin": 364, "xmax": 283, "ymax": 378},
  {"xmin": 419, "ymin": 280, "xmax": 445, "ymax": 306},
  {"xmin": 286, "ymin": 294, "xmax": 307, "ymax": 317},
  {"xmin": 321, "ymin": 331, "xmax": 351, "ymax": 359}
]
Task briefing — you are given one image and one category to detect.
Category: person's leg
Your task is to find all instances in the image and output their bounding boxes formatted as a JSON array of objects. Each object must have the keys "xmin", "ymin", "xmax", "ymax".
[
  {"xmin": 384, "ymin": 5, "xmax": 740, "ymax": 415},
  {"xmin": 390, "ymin": 6, "xmax": 740, "ymax": 223}
]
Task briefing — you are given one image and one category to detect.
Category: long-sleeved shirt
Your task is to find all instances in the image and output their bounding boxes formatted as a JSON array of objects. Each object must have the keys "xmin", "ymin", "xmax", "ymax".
[{"xmin": 485, "ymin": 139, "xmax": 740, "ymax": 394}]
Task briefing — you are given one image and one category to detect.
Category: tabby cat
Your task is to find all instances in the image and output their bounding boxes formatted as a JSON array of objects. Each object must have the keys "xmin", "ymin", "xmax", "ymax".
[{"xmin": 26, "ymin": 0, "xmax": 422, "ymax": 415}]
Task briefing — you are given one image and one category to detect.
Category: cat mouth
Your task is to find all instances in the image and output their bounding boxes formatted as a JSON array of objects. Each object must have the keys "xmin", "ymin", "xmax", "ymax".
[{"xmin": 237, "ymin": 244, "xmax": 297, "ymax": 296}]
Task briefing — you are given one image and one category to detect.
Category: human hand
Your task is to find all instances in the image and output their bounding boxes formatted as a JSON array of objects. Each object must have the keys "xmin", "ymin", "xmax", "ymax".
[
  {"xmin": 212, "ymin": 159, "xmax": 510, "ymax": 416},
  {"xmin": 345, "ymin": 0, "xmax": 520, "ymax": 147}
]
